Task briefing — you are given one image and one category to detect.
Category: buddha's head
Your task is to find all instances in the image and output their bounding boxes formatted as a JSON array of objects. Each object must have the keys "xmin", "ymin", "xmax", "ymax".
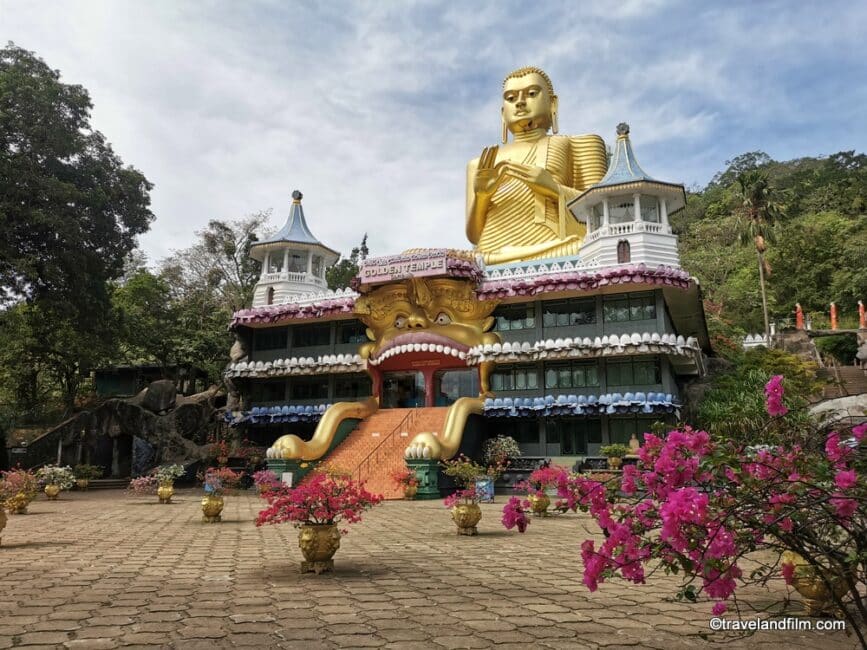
[{"xmin": 501, "ymin": 66, "xmax": 558, "ymax": 141}]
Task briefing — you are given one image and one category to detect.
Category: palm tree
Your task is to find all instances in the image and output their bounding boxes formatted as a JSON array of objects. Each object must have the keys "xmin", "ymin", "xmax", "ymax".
[{"xmin": 732, "ymin": 170, "xmax": 786, "ymax": 340}]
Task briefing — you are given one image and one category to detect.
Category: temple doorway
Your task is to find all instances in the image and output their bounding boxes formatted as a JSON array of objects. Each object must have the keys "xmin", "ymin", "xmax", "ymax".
[{"xmin": 381, "ymin": 372, "xmax": 426, "ymax": 408}]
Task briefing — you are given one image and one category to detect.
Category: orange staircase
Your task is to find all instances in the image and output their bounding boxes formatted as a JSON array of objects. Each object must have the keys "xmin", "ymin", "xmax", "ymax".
[{"xmin": 308, "ymin": 407, "xmax": 449, "ymax": 499}]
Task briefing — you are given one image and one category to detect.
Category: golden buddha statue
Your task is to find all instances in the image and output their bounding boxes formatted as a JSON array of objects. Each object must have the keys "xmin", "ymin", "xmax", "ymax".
[{"xmin": 466, "ymin": 67, "xmax": 608, "ymax": 265}]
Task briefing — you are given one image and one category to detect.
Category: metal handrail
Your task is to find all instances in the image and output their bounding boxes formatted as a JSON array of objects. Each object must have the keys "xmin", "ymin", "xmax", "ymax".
[{"xmin": 355, "ymin": 409, "xmax": 417, "ymax": 484}]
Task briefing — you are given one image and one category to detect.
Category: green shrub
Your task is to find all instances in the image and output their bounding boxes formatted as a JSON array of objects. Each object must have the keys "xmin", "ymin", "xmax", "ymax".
[{"xmin": 815, "ymin": 334, "xmax": 859, "ymax": 365}]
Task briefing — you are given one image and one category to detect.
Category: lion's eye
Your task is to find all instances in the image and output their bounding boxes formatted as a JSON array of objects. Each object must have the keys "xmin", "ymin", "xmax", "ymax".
[
  {"xmin": 434, "ymin": 312, "xmax": 451, "ymax": 325},
  {"xmin": 394, "ymin": 316, "xmax": 408, "ymax": 329}
]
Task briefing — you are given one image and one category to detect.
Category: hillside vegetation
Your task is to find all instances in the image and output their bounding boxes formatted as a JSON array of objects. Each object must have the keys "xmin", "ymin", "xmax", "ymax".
[{"xmin": 672, "ymin": 151, "xmax": 867, "ymax": 349}]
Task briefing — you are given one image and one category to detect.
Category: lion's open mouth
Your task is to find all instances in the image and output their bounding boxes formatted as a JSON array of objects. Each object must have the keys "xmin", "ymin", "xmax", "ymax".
[{"xmin": 368, "ymin": 332, "xmax": 469, "ymax": 366}]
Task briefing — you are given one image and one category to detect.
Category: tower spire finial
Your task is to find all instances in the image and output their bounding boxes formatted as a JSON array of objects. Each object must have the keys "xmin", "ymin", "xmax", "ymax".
[{"xmin": 291, "ymin": 189, "xmax": 303, "ymax": 203}]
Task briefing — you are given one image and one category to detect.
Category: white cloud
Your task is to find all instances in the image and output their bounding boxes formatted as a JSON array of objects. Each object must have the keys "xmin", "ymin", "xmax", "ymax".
[{"xmin": 2, "ymin": 0, "xmax": 865, "ymax": 265}]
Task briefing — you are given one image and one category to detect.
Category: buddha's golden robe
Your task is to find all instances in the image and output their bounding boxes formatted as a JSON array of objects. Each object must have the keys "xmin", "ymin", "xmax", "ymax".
[{"xmin": 475, "ymin": 134, "xmax": 607, "ymax": 262}]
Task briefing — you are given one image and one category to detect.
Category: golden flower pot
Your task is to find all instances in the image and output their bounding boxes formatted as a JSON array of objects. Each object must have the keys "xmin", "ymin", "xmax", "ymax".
[
  {"xmin": 528, "ymin": 493, "xmax": 551, "ymax": 516},
  {"xmin": 201, "ymin": 494, "xmax": 224, "ymax": 523},
  {"xmin": 44, "ymin": 484, "xmax": 61, "ymax": 500},
  {"xmin": 7, "ymin": 492, "xmax": 31, "ymax": 515},
  {"xmin": 607, "ymin": 457, "xmax": 623, "ymax": 470},
  {"xmin": 298, "ymin": 524, "xmax": 341, "ymax": 574},
  {"xmin": 0, "ymin": 508, "xmax": 6, "ymax": 545},
  {"xmin": 157, "ymin": 483, "xmax": 174, "ymax": 504},
  {"xmin": 76, "ymin": 479, "xmax": 89, "ymax": 490},
  {"xmin": 404, "ymin": 485, "xmax": 418, "ymax": 500},
  {"xmin": 782, "ymin": 551, "xmax": 848, "ymax": 616},
  {"xmin": 451, "ymin": 503, "xmax": 482, "ymax": 536}
]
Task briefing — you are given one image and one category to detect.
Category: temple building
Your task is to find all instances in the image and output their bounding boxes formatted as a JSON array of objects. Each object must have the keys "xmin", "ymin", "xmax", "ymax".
[{"xmin": 225, "ymin": 68, "xmax": 709, "ymax": 498}]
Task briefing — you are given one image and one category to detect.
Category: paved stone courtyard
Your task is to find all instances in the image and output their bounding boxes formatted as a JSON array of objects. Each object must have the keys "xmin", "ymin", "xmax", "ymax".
[{"xmin": 0, "ymin": 490, "xmax": 859, "ymax": 649}]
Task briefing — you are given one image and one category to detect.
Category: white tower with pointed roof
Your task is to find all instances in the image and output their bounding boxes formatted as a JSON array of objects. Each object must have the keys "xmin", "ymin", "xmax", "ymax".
[
  {"xmin": 249, "ymin": 191, "xmax": 340, "ymax": 307},
  {"xmin": 569, "ymin": 124, "xmax": 685, "ymax": 268}
]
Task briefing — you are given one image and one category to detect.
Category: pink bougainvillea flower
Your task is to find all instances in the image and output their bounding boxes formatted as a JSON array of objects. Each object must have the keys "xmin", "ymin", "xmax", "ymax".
[
  {"xmin": 830, "ymin": 495, "xmax": 858, "ymax": 520},
  {"xmin": 712, "ymin": 601, "xmax": 727, "ymax": 616},
  {"xmin": 781, "ymin": 562, "xmax": 795, "ymax": 585},
  {"xmin": 764, "ymin": 375, "xmax": 789, "ymax": 416},
  {"xmin": 852, "ymin": 423, "xmax": 866, "ymax": 442},
  {"xmin": 834, "ymin": 469, "xmax": 857, "ymax": 490}
]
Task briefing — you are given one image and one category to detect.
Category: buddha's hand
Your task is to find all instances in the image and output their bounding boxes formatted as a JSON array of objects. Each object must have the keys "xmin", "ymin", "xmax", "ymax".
[
  {"xmin": 473, "ymin": 146, "xmax": 505, "ymax": 199},
  {"xmin": 500, "ymin": 161, "xmax": 559, "ymax": 199}
]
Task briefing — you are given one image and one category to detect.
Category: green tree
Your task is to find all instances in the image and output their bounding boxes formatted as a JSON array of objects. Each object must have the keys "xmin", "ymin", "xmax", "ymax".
[
  {"xmin": 0, "ymin": 44, "xmax": 153, "ymax": 418},
  {"xmin": 326, "ymin": 234, "xmax": 369, "ymax": 290},
  {"xmin": 0, "ymin": 43, "xmax": 153, "ymax": 306},
  {"xmin": 161, "ymin": 214, "xmax": 265, "ymax": 311},
  {"xmin": 732, "ymin": 170, "xmax": 786, "ymax": 340},
  {"xmin": 113, "ymin": 270, "xmax": 182, "ymax": 371}
]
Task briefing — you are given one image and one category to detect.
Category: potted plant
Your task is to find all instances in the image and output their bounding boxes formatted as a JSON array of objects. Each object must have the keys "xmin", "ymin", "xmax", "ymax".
[
  {"xmin": 127, "ymin": 475, "xmax": 159, "ymax": 497},
  {"xmin": 1, "ymin": 468, "xmax": 38, "ymax": 514},
  {"xmin": 522, "ymin": 464, "xmax": 567, "ymax": 516},
  {"xmin": 255, "ymin": 472, "xmax": 382, "ymax": 574},
  {"xmin": 210, "ymin": 439, "xmax": 231, "ymax": 466},
  {"xmin": 389, "ymin": 466, "xmax": 419, "ymax": 499},
  {"xmin": 36, "ymin": 465, "xmax": 75, "ymax": 499},
  {"xmin": 482, "ymin": 435, "xmax": 521, "ymax": 467},
  {"xmin": 200, "ymin": 467, "xmax": 242, "ymax": 523},
  {"xmin": 441, "ymin": 455, "xmax": 491, "ymax": 535},
  {"xmin": 73, "ymin": 464, "xmax": 103, "ymax": 490},
  {"xmin": 152, "ymin": 464, "xmax": 186, "ymax": 503},
  {"xmin": 599, "ymin": 443, "xmax": 630, "ymax": 470},
  {"xmin": 252, "ymin": 469, "xmax": 281, "ymax": 496}
]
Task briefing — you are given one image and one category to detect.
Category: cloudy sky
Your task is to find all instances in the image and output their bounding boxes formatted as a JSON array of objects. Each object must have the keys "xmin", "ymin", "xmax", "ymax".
[{"xmin": 3, "ymin": 0, "xmax": 866, "ymax": 264}]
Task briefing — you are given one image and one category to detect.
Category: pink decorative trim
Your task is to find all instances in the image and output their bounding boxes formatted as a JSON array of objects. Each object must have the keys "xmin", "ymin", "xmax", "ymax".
[
  {"xmin": 230, "ymin": 296, "xmax": 356, "ymax": 327},
  {"xmin": 230, "ymin": 264, "xmax": 691, "ymax": 327},
  {"xmin": 476, "ymin": 264, "xmax": 690, "ymax": 300}
]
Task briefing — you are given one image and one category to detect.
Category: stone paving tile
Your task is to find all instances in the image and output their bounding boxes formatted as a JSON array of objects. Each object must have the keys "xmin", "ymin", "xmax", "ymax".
[{"xmin": 0, "ymin": 489, "xmax": 861, "ymax": 649}]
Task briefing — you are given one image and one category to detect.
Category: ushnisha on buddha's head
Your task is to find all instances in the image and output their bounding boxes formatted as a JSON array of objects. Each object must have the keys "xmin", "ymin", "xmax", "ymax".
[{"xmin": 501, "ymin": 66, "xmax": 558, "ymax": 141}]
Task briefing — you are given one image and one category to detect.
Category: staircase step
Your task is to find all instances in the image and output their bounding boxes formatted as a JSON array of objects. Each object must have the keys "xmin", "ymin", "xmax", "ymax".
[
  {"xmin": 306, "ymin": 407, "xmax": 450, "ymax": 499},
  {"xmin": 83, "ymin": 479, "xmax": 131, "ymax": 490}
]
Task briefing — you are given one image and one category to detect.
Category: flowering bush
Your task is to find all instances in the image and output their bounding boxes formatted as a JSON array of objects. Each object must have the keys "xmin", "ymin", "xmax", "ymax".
[
  {"xmin": 252, "ymin": 469, "xmax": 281, "ymax": 494},
  {"xmin": 443, "ymin": 488, "xmax": 480, "ymax": 508},
  {"xmin": 501, "ymin": 496, "xmax": 531, "ymax": 532},
  {"xmin": 36, "ymin": 465, "xmax": 75, "ymax": 489},
  {"xmin": 127, "ymin": 475, "xmax": 158, "ymax": 495},
  {"xmin": 0, "ymin": 468, "xmax": 37, "ymax": 499},
  {"xmin": 207, "ymin": 439, "xmax": 231, "ymax": 461},
  {"xmin": 201, "ymin": 467, "xmax": 243, "ymax": 496},
  {"xmin": 527, "ymin": 464, "xmax": 568, "ymax": 490},
  {"xmin": 505, "ymin": 376, "xmax": 866, "ymax": 642},
  {"xmin": 152, "ymin": 464, "xmax": 185, "ymax": 485},
  {"xmin": 389, "ymin": 467, "xmax": 418, "ymax": 488},
  {"xmin": 255, "ymin": 473, "xmax": 382, "ymax": 532},
  {"xmin": 482, "ymin": 435, "xmax": 521, "ymax": 466}
]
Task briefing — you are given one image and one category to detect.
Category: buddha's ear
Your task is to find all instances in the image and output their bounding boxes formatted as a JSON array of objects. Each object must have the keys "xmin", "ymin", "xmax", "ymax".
[
  {"xmin": 501, "ymin": 108, "xmax": 508, "ymax": 144},
  {"xmin": 550, "ymin": 95, "xmax": 559, "ymax": 134}
]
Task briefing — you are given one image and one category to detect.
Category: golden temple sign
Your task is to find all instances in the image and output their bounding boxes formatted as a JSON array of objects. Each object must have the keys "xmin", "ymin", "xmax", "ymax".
[{"xmin": 360, "ymin": 251, "xmax": 448, "ymax": 284}]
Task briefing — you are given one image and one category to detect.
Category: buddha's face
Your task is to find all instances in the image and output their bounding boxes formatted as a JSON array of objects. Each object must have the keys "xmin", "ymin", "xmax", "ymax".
[{"xmin": 502, "ymin": 72, "xmax": 553, "ymax": 134}]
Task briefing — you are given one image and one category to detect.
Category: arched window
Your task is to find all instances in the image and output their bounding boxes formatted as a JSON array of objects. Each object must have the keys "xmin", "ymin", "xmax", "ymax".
[
  {"xmin": 266, "ymin": 287, "xmax": 275, "ymax": 305},
  {"xmin": 617, "ymin": 240, "xmax": 631, "ymax": 264}
]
